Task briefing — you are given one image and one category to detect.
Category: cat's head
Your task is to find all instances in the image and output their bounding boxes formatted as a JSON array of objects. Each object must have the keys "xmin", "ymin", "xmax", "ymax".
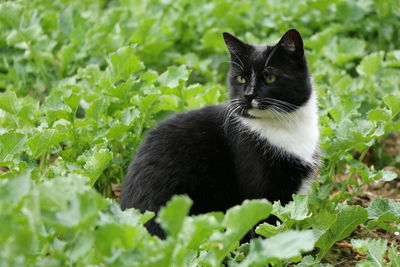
[{"xmin": 223, "ymin": 29, "xmax": 312, "ymax": 118}]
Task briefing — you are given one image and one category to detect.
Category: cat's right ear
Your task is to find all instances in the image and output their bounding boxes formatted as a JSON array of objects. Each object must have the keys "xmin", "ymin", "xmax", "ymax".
[{"xmin": 222, "ymin": 32, "xmax": 250, "ymax": 58}]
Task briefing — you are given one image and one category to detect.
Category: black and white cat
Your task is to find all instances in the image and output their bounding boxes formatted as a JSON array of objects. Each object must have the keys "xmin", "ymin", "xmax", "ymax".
[{"xmin": 120, "ymin": 29, "xmax": 319, "ymax": 238}]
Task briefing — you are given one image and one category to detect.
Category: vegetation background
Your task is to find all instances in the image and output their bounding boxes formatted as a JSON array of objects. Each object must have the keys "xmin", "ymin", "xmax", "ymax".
[{"xmin": 0, "ymin": 0, "xmax": 399, "ymax": 266}]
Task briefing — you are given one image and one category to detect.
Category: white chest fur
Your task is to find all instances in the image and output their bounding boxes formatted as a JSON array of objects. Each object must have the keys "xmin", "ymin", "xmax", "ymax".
[{"xmin": 239, "ymin": 93, "xmax": 319, "ymax": 166}]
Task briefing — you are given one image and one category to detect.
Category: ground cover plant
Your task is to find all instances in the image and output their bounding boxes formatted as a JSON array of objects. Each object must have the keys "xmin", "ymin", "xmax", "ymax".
[{"xmin": 0, "ymin": 0, "xmax": 400, "ymax": 266}]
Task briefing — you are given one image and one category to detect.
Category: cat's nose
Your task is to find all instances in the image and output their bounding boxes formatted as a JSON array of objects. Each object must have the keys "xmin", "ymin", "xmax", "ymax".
[{"xmin": 244, "ymin": 92, "xmax": 255, "ymax": 102}]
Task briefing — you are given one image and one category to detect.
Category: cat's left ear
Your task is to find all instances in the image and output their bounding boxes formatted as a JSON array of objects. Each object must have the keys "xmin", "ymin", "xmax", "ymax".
[
  {"xmin": 222, "ymin": 32, "xmax": 251, "ymax": 57},
  {"xmin": 277, "ymin": 29, "xmax": 304, "ymax": 57}
]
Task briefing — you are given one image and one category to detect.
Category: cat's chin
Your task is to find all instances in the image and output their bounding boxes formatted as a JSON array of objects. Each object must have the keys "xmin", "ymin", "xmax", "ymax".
[{"xmin": 247, "ymin": 108, "xmax": 276, "ymax": 119}]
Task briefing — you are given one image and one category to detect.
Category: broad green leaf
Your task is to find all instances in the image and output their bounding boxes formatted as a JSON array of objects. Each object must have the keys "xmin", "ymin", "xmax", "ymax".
[
  {"xmin": 0, "ymin": 2, "xmax": 22, "ymax": 28},
  {"xmin": 107, "ymin": 46, "xmax": 145, "ymax": 81},
  {"xmin": 157, "ymin": 195, "xmax": 192, "ymax": 238},
  {"xmin": 172, "ymin": 214, "xmax": 222, "ymax": 266},
  {"xmin": 0, "ymin": 132, "xmax": 26, "ymax": 162},
  {"xmin": 202, "ymin": 28, "xmax": 227, "ymax": 52},
  {"xmin": 336, "ymin": 38, "xmax": 366, "ymax": 63},
  {"xmin": 384, "ymin": 94, "xmax": 400, "ymax": 117},
  {"xmin": 103, "ymin": 121, "xmax": 130, "ymax": 140},
  {"xmin": 0, "ymin": 173, "xmax": 30, "ymax": 206},
  {"xmin": 107, "ymin": 78, "xmax": 136, "ymax": 100},
  {"xmin": 273, "ymin": 194, "xmax": 310, "ymax": 221},
  {"xmin": 140, "ymin": 71, "xmax": 158, "ymax": 86},
  {"xmin": 153, "ymin": 95, "xmax": 181, "ymax": 112},
  {"xmin": 316, "ymin": 205, "xmax": 368, "ymax": 260},
  {"xmin": 158, "ymin": 65, "xmax": 190, "ymax": 88},
  {"xmin": 368, "ymin": 199, "xmax": 400, "ymax": 220},
  {"xmin": 367, "ymin": 108, "xmax": 391, "ymax": 121},
  {"xmin": 85, "ymin": 98, "xmax": 107, "ymax": 122},
  {"xmin": 83, "ymin": 149, "xmax": 113, "ymax": 186},
  {"xmin": 255, "ymin": 222, "xmax": 282, "ymax": 237},
  {"xmin": 223, "ymin": 199, "xmax": 272, "ymax": 233},
  {"xmin": 179, "ymin": 214, "xmax": 222, "ymax": 249},
  {"xmin": 297, "ymin": 255, "xmax": 324, "ymax": 267},
  {"xmin": 356, "ymin": 52, "xmax": 384, "ymax": 76},
  {"xmin": 0, "ymin": 91, "xmax": 19, "ymax": 114},
  {"xmin": 240, "ymin": 230, "xmax": 315, "ymax": 266},
  {"xmin": 27, "ymin": 129, "xmax": 66, "ymax": 158},
  {"xmin": 351, "ymin": 238, "xmax": 387, "ymax": 267},
  {"xmin": 367, "ymin": 199, "xmax": 400, "ymax": 229},
  {"xmin": 203, "ymin": 199, "xmax": 272, "ymax": 266},
  {"xmin": 307, "ymin": 26, "xmax": 340, "ymax": 51},
  {"xmin": 39, "ymin": 176, "xmax": 107, "ymax": 227}
]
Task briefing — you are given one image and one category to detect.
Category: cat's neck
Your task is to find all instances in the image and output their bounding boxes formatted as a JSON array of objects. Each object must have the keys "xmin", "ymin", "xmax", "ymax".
[{"xmin": 238, "ymin": 92, "xmax": 319, "ymax": 166}]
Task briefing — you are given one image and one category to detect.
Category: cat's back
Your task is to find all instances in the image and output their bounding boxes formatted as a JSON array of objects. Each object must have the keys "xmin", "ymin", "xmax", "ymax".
[
  {"xmin": 141, "ymin": 105, "xmax": 226, "ymax": 153},
  {"xmin": 121, "ymin": 105, "xmax": 238, "ymax": 214}
]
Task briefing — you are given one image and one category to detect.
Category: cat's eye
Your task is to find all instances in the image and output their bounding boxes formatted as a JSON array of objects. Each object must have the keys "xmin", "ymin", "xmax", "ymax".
[
  {"xmin": 236, "ymin": 76, "xmax": 246, "ymax": 84},
  {"xmin": 264, "ymin": 74, "xmax": 276, "ymax": 84}
]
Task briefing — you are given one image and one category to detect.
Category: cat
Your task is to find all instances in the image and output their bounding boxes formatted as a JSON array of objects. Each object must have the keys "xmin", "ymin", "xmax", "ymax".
[{"xmin": 120, "ymin": 29, "xmax": 320, "ymax": 239}]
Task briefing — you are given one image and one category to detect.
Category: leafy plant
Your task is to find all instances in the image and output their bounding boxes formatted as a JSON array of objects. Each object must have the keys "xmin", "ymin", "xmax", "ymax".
[{"xmin": 0, "ymin": 0, "xmax": 399, "ymax": 265}]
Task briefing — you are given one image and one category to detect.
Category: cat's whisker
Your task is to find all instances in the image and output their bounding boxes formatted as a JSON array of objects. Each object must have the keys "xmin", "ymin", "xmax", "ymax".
[
  {"xmin": 264, "ymin": 98, "xmax": 299, "ymax": 109},
  {"xmin": 257, "ymin": 99, "xmax": 300, "ymax": 128},
  {"xmin": 272, "ymin": 105, "xmax": 301, "ymax": 128},
  {"xmin": 223, "ymin": 104, "xmax": 241, "ymax": 133},
  {"xmin": 270, "ymin": 108, "xmax": 287, "ymax": 126}
]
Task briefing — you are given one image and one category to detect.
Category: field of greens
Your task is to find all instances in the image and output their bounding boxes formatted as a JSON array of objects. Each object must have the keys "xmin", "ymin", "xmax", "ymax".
[{"xmin": 1, "ymin": 0, "xmax": 400, "ymax": 266}]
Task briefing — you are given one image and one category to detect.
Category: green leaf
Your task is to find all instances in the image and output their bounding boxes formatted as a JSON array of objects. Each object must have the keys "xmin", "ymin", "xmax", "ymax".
[
  {"xmin": 172, "ymin": 213, "xmax": 222, "ymax": 266},
  {"xmin": 297, "ymin": 255, "xmax": 320, "ymax": 267},
  {"xmin": 0, "ymin": 2, "xmax": 22, "ymax": 28},
  {"xmin": 367, "ymin": 199, "xmax": 400, "ymax": 229},
  {"xmin": 336, "ymin": 38, "xmax": 366, "ymax": 63},
  {"xmin": 201, "ymin": 28, "xmax": 227, "ymax": 52},
  {"xmin": 316, "ymin": 205, "xmax": 368, "ymax": 260},
  {"xmin": 255, "ymin": 222, "xmax": 282, "ymax": 237},
  {"xmin": 157, "ymin": 195, "xmax": 192, "ymax": 238},
  {"xmin": 351, "ymin": 238, "xmax": 387, "ymax": 267},
  {"xmin": 273, "ymin": 194, "xmax": 310, "ymax": 221},
  {"xmin": 240, "ymin": 230, "xmax": 315, "ymax": 266},
  {"xmin": 356, "ymin": 52, "xmax": 384, "ymax": 76},
  {"xmin": 0, "ymin": 91, "xmax": 19, "ymax": 114},
  {"xmin": 154, "ymin": 95, "xmax": 181, "ymax": 112},
  {"xmin": 203, "ymin": 199, "xmax": 272, "ymax": 266},
  {"xmin": 223, "ymin": 199, "xmax": 272, "ymax": 235},
  {"xmin": 107, "ymin": 46, "xmax": 145, "ymax": 81},
  {"xmin": 367, "ymin": 108, "xmax": 392, "ymax": 121},
  {"xmin": 85, "ymin": 98, "xmax": 107, "ymax": 122},
  {"xmin": 0, "ymin": 133, "xmax": 26, "ymax": 162},
  {"xmin": 83, "ymin": 148, "xmax": 113, "ymax": 186},
  {"xmin": 27, "ymin": 129, "xmax": 66, "ymax": 158},
  {"xmin": 39, "ymin": 175, "xmax": 107, "ymax": 227},
  {"xmin": 384, "ymin": 94, "xmax": 400, "ymax": 117},
  {"xmin": 178, "ymin": 214, "xmax": 222, "ymax": 249},
  {"xmin": 158, "ymin": 65, "xmax": 190, "ymax": 88},
  {"xmin": 0, "ymin": 173, "xmax": 30, "ymax": 206}
]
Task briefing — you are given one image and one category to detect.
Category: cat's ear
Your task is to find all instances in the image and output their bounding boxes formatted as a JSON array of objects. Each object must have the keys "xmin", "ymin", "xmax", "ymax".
[
  {"xmin": 277, "ymin": 29, "xmax": 304, "ymax": 56},
  {"xmin": 222, "ymin": 32, "xmax": 251, "ymax": 57}
]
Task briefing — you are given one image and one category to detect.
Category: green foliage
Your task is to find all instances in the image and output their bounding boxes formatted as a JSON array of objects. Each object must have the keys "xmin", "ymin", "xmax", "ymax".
[
  {"xmin": 351, "ymin": 238, "xmax": 387, "ymax": 267},
  {"xmin": 241, "ymin": 230, "xmax": 316, "ymax": 266},
  {"xmin": 0, "ymin": 0, "xmax": 399, "ymax": 265},
  {"xmin": 315, "ymin": 206, "xmax": 368, "ymax": 260}
]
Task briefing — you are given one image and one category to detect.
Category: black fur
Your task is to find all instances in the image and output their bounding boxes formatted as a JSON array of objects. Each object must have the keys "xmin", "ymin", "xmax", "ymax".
[{"xmin": 120, "ymin": 29, "xmax": 318, "ymax": 239}]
